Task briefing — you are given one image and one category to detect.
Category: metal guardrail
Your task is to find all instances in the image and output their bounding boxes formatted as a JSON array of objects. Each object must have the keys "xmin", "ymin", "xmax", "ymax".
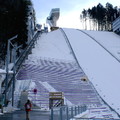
[
  {"xmin": 2, "ymin": 31, "xmax": 41, "ymax": 106},
  {"xmin": 71, "ymin": 118, "xmax": 120, "ymax": 120},
  {"xmin": 50, "ymin": 105, "xmax": 87, "ymax": 120},
  {"xmin": 59, "ymin": 28, "xmax": 85, "ymax": 72},
  {"xmin": 15, "ymin": 31, "xmax": 40, "ymax": 72}
]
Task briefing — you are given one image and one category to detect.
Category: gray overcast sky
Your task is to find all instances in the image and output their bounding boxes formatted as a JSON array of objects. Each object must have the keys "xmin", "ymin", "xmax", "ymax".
[{"xmin": 32, "ymin": 0, "xmax": 120, "ymax": 29}]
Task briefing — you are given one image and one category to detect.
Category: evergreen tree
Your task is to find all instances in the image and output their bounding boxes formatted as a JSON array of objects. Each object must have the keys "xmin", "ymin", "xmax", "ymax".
[
  {"xmin": 105, "ymin": 2, "xmax": 114, "ymax": 30},
  {"xmin": 81, "ymin": 9, "xmax": 87, "ymax": 29},
  {"xmin": 96, "ymin": 3, "xmax": 106, "ymax": 30},
  {"xmin": 0, "ymin": 0, "xmax": 35, "ymax": 65},
  {"xmin": 81, "ymin": 2, "xmax": 120, "ymax": 31}
]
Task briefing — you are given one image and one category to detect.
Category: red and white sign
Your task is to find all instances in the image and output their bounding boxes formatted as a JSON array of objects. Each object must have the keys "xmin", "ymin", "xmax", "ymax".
[{"xmin": 33, "ymin": 88, "xmax": 37, "ymax": 94}]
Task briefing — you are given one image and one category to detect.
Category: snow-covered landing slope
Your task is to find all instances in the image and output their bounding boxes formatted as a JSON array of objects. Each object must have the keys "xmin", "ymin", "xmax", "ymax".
[
  {"xmin": 82, "ymin": 30, "xmax": 120, "ymax": 61},
  {"xmin": 63, "ymin": 28, "xmax": 120, "ymax": 114},
  {"xmin": 28, "ymin": 29, "xmax": 75, "ymax": 64}
]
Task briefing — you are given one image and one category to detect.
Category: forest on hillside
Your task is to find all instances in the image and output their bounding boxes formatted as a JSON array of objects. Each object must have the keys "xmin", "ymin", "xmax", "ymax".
[
  {"xmin": 0, "ymin": 0, "xmax": 35, "ymax": 66},
  {"xmin": 81, "ymin": 2, "xmax": 120, "ymax": 31}
]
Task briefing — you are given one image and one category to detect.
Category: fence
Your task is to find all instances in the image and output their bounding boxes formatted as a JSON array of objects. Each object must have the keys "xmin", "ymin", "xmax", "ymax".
[{"xmin": 50, "ymin": 105, "xmax": 87, "ymax": 120}]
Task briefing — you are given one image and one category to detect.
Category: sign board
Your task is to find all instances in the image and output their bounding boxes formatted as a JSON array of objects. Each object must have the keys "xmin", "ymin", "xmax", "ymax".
[
  {"xmin": 33, "ymin": 88, "xmax": 37, "ymax": 94},
  {"xmin": 49, "ymin": 92, "xmax": 64, "ymax": 99}
]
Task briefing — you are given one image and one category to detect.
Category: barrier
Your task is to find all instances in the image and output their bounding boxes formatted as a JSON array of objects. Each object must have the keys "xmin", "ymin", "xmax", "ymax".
[{"xmin": 50, "ymin": 105, "xmax": 87, "ymax": 120}]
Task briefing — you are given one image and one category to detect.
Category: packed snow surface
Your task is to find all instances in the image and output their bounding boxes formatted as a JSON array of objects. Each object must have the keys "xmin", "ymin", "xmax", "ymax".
[
  {"xmin": 28, "ymin": 28, "xmax": 120, "ymax": 114},
  {"xmin": 63, "ymin": 28, "xmax": 120, "ymax": 114},
  {"xmin": 28, "ymin": 29, "xmax": 75, "ymax": 64}
]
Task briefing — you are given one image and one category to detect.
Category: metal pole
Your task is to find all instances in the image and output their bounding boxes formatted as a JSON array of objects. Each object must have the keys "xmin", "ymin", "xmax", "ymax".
[
  {"xmin": 60, "ymin": 107, "xmax": 63, "ymax": 120},
  {"xmin": 5, "ymin": 40, "xmax": 10, "ymax": 106},
  {"xmin": 78, "ymin": 106, "xmax": 79, "ymax": 114},
  {"xmin": 51, "ymin": 108, "xmax": 54, "ymax": 120},
  {"xmin": 12, "ymin": 47, "xmax": 16, "ymax": 106},
  {"xmin": 8, "ymin": 35, "xmax": 18, "ymax": 41},
  {"xmin": 12, "ymin": 44, "xmax": 21, "ymax": 107},
  {"xmin": 66, "ymin": 106, "xmax": 69, "ymax": 120},
  {"xmin": 71, "ymin": 107, "xmax": 73, "ymax": 119},
  {"xmin": 5, "ymin": 35, "xmax": 17, "ymax": 106},
  {"xmin": 75, "ymin": 106, "xmax": 77, "ymax": 115}
]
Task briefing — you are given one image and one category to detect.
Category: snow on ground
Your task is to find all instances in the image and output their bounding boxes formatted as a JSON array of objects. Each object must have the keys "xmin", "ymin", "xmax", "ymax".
[
  {"xmin": 39, "ymin": 81, "xmax": 57, "ymax": 92},
  {"xmin": 0, "ymin": 68, "xmax": 13, "ymax": 74},
  {"xmin": 83, "ymin": 30, "xmax": 120, "ymax": 60},
  {"xmin": 22, "ymin": 28, "xmax": 120, "ymax": 116},
  {"xmin": 63, "ymin": 28, "xmax": 120, "ymax": 114},
  {"xmin": 39, "ymin": 81, "xmax": 73, "ymax": 106},
  {"xmin": 28, "ymin": 30, "xmax": 75, "ymax": 64},
  {"xmin": 0, "ymin": 66, "xmax": 14, "ymax": 96}
]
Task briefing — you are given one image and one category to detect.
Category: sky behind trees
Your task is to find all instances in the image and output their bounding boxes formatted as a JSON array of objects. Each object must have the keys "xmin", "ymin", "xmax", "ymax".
[{"xmin": 32, "ymin": 0, "xmax": 120, "ymax": 29}]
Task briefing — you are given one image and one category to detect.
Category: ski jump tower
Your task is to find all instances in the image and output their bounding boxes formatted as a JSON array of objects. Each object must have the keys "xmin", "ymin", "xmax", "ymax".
[{"xmin": 46, "ymin": 8, "xmax": 60, "ymax": 31}]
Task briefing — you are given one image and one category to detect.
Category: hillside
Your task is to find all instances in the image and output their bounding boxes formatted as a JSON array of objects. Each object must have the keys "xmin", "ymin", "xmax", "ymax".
[{"xmin": 16, "ymin": 28, "xmax": 120, "ymax": 117}]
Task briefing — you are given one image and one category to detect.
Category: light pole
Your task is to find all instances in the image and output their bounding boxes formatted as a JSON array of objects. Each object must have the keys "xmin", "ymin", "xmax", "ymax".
[
  {"xmin": 5, "ymin": 35, "xmax": 17, "ymax": 106},
  {"xmin": 11, "ymin": 44, "xmax": 22, "ymax": 106}
]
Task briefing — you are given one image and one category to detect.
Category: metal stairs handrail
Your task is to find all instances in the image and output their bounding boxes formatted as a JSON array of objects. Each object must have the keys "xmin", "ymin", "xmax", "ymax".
[{"xmin": 2, "ymin": 31, "xmax": 41, "ymax": 106}]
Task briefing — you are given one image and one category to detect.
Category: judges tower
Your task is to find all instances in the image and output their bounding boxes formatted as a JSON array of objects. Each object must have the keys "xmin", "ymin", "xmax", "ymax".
[{"xmin": 46, "ymin": 8, "xmax": 60, "ymax": 31}]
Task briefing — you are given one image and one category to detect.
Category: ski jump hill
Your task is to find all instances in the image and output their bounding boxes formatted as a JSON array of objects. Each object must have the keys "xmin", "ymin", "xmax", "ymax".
[{"xmin": 16, "ymin": 28, "xmax": 120, "ymax": 118}]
